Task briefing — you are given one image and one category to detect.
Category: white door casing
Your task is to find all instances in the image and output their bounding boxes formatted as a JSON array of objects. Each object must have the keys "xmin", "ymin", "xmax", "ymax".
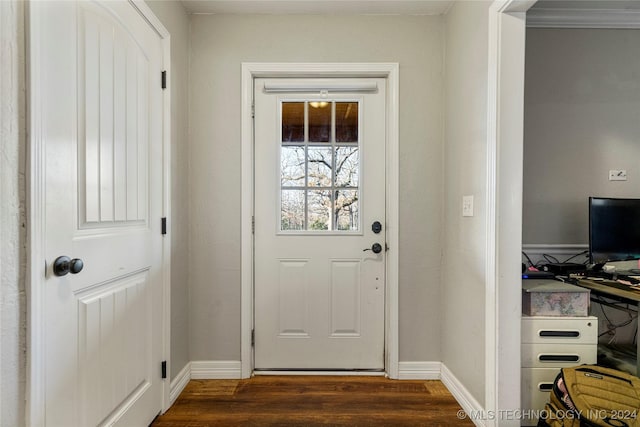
[
  {"xmin": 28, "ymin": 1, "xmax": 170, "ymax": 425},
  {"xmin": 241, "ymin": 63, "xmax": 399, "ymax": 378},
  {"xmin": 254, "ymin": 78, "xmax": 386, "ymax": 370},
  {"xmin": 485, "ymin": 1, "xmax": 532, "ymax": 424}
]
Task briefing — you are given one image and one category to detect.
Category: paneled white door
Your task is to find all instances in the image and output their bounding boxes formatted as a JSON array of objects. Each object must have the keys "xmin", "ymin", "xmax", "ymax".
[
  {"xmin": 254, "ymin": 78, "xmax": 386, "ymax": 370},
  {"xmin": 32, "ymin": 1, "xmax": 165, "ymax": 425}
]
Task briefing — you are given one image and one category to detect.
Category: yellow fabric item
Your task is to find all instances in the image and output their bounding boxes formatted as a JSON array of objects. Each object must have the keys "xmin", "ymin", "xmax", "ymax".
[{"xmin": 541, "ymin": 365, "xmax": 640, "ymax": 427}]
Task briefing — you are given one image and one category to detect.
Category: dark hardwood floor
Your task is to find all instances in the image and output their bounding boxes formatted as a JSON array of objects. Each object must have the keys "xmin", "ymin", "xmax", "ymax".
[{"xmin": 152, "ymin": 376, "xmax": 474, "ymax": 426}]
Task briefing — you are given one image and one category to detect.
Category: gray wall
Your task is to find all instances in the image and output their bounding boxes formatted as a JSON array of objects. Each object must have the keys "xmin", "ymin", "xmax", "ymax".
[
  {"xmin": 524, "ymin": 28, "xmax": 640, "ymax": 245},
  {"xmin": 442, "ymin": 0, "xmax": 492, "ymax": 406},
  {"xmin": 1, "ymin": 1, "xmax": 27, "ymax": 426},
  {"xmin": 145, "ymin": 0, "xmax": 191, "ymax": 383},
  {"xmin": 188, "ymin": 14, "xmax": 445, "ymax": 362}
]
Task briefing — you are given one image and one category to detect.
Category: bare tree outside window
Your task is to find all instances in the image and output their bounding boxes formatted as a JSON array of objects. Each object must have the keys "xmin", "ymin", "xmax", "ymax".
[{"xmin": 280, "ymin": 101, "xmax": 360, "ymax": 231}]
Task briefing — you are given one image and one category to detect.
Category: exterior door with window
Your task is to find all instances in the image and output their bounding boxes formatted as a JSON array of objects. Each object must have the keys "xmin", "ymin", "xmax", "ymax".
[{"xmin": 254, "ymin": 78, "xmax": 386, "ymax": 369}]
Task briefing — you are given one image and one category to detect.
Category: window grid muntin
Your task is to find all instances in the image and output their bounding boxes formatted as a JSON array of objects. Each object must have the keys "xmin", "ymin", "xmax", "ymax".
[{"xmin": 280, "ymin": 99, "xmax": 360, "ymax": 232}]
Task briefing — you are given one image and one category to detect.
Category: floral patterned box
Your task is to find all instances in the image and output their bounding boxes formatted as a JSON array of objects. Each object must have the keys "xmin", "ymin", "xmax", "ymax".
[{"xmin": 522, "ymin": 279, "xmax": 590, "ymax": 317}]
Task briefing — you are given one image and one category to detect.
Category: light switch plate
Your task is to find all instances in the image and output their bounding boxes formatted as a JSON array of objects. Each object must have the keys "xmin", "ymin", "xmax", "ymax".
[
  {"xmin": 462, "ymin": 195, "xmax": 474, "ymax": 217},
  {"xmin": 609, "ymin": 170, "xmax": 627, "ymax": 181}
]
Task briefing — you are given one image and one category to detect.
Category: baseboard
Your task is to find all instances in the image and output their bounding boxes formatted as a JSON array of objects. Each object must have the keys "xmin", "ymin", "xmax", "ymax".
[
  {"xmin": 169, "ymin": 362, "xmax": 191, "ymax": 406},
  {"xmin": 254, "ymin": 370, "xmax": 385, "ymax": 376},
  {"xmin": 397, "ymin": 361, "xmax": 441, "ymax": 380},
  {"xmin": 398, "ymin": 361, "xmax": 486, "ymax": 426},
  {"xmin": 190, "ymin": 360, "xmax": 242, "ymax": 379},
  {"xmin": 441, "ymin": 364, "xmax": 486, "ymax": 427}
]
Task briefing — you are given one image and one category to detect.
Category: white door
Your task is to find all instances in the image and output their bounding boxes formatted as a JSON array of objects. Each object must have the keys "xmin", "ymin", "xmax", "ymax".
[
  {"xmin": 254, "ymin": 78, "xmax": 386, "ymax": 370},
  {"xmin": 32, "ymin": 1, "xmax": 165, "ymax": 425}
]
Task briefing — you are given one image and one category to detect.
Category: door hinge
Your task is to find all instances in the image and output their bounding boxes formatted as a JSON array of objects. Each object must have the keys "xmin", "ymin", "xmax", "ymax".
[
  {"xmin": 251, "ymin": 329, "xmax": 255, "ymax": 347},
  {"xmin": 161, "ymin": 361, "xmax": 167, "ymax": 379},
  {"xmin": 161, "ymin": 217, "xmax": 167, "ymax": 235},
  {"xmin": 161, "ymin": 70, "xmax": 167, "ymax": 89},
  {"xmin": 252, "ymin": 216, "xmax": 255, "ymax": 235},
  {"xmin": 251, "ymin": 102, "xmax": 255, "ymax": 118}
]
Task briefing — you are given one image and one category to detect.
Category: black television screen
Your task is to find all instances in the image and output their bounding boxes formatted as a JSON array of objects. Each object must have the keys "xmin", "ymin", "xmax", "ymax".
[{"xmin": 589, "ymin": 197, "xmax": 640, "ymax": 265}]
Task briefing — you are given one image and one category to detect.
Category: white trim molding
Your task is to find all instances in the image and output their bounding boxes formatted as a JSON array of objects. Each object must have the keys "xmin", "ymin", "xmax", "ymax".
[
  {"xmin": 240, "ymin": 62, "xmax": 400, "ymax": 379},
  {"xmin": 190, "ymin": 361, "xmax": 243, "ymax": 380},
  {"xmin": 172, "ymin": 361, "xmax": 448, "ymax": 382},
  {"xmin": 522, "ymin": 243, "xmax": 589, "ymax": 264},
  {"xmin": 169, "ymin": 362, "xmax": 192, "ymax": 407},
  {"xmin": 397, "ymin": 362, "xmax": 441, "ymax": 380},
  {"xmin": 527, "ymin": 7, "xmax": 640, "ymax": 29},
  {"xmin": 254, "ymin": 370, "xmax": 386, "ymax": 376},
  {"xmin": 441, "ymin": 364, "xmax": 486, "ymax": 427},
  {"xmin": 169, "ymin": 361, "xmax": 242, "ymax": 406},
  {"xmin": 486, "ymin": 1, "xmax": 533, "ymax": 426}
]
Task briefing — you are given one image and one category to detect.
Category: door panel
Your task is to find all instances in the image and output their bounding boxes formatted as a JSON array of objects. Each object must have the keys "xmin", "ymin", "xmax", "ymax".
[
  {"xmin": 78, "ymin": 3, "xmax": 149, "ymax": 228},
  {"xmin": 77, "ymin": 271, "xmax": 151, "ymax": 427},
  {"xmin": 33, "ymin": 1, "xmax": 165, "ymax": 425},
  {"xmin": 254, "ymin": 78, "xmax": 386, "ymax": 370},
  {"xmin": 278, "ymin": 260, "xmax": 310, "ymax": 336},
  {"xmin": 330, "ymin": 260, "xmax": 361, "ymax": 336}
]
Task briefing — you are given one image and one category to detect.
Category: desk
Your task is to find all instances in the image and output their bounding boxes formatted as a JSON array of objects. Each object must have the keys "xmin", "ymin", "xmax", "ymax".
[{"xmin": 576, "ymin": 278, "xmax": 640, "ymax": 375}]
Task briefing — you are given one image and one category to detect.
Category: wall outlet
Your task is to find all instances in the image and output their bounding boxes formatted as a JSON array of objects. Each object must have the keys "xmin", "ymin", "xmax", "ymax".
[
  {"xmin": 609, "ymin": 169, "xmax": 627, "ymax": 181},
  {"xmin": 462, "ymin": 195, "xmax": 474, "ymax": 217}
]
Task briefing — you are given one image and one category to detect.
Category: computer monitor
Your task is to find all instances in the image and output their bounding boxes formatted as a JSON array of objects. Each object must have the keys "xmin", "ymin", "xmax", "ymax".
[{"xmin": 589, "ymin": 197, "xmax": 640, "ymax": 266}]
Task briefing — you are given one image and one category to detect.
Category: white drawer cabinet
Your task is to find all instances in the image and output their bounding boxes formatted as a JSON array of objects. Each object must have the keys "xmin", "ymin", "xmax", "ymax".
[
  {"xmin": 521, "ymin": 367, "xmax": 562, "ymax": 422},
  {"xmin": 521, "ymin": 315, "xmax": 598, "ymax": 426},
  {"xmin": 522, "ymin": 316, "xmax": 598, "ymax": 344},
  {"xmin": 522, "ymin": 343, "xmax": 597, "ymax": 368}
]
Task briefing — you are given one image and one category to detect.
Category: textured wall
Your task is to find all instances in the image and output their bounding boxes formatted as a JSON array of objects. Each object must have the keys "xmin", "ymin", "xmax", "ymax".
[
  {"xmin": 189, "ymin": 14, "xmax": 444, "ymax": 362},
  {"xmin": 0, "ymin": 1, "xmax": 27, "ymax": 425}
]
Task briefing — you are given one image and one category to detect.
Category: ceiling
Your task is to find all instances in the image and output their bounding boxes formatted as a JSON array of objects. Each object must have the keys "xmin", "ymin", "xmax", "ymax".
[{"xmin": 180, "ymin": 0, "xmax": 455, "ymax": 15}]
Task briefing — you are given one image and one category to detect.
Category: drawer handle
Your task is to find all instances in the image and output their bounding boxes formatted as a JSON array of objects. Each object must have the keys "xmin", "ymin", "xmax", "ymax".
[
  {"xmin": 538, "ymin": 383, "xmax": 554, "ymax": 391},
  {"xmin": 538, "ymin": 354, "xmax": 580, "ymax": 362},
  {"xmin": 539, "ymin": 330, "xmax": 580, "ymax": 338}
]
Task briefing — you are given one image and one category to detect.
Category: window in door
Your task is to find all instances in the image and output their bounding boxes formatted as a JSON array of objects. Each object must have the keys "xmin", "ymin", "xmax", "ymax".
[{"xmin": 280, "ymin": 100, "xmax": 360, "ymax": 232}]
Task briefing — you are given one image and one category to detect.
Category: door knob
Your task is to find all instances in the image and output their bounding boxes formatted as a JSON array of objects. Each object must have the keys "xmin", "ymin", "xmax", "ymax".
[
  {"xmin": 363, "ymin": 243, "xmax": 383, "ymax": 254},
  {"xmin": 53, "ymin": 256, "xmax": 84, "ymax": 277}
]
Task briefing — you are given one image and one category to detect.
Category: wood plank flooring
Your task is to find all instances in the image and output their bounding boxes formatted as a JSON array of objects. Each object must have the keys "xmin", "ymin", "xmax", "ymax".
[{"xmin": 152, "ymin": 376, "xmax": 474, "ymax": 426}]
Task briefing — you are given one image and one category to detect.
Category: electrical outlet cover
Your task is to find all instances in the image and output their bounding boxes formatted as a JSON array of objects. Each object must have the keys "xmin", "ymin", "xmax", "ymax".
[
  {"xmin": 608, "ymin": 170, "xmax": 627, "ymax": 181},
  {"xmin": 462, "ymin": 195, "xmax": 474, "ymax": 217}
]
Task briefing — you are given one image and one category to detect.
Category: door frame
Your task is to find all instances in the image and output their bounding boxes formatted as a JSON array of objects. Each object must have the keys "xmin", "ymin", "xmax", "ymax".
[
  {"xmin": 240, "ymin": 63, "xmax": 399, "ymax": 378},
  {"xmin": 486, "ymin": 1, "xmax": 637, "ymax": 423},
  {"xmin": 26, "ymin": 1, "xmax": 172, "ymax": 424},
  {"xmin": 485, "ymin": 1, "xmax": 535, "ymax": 424}
]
